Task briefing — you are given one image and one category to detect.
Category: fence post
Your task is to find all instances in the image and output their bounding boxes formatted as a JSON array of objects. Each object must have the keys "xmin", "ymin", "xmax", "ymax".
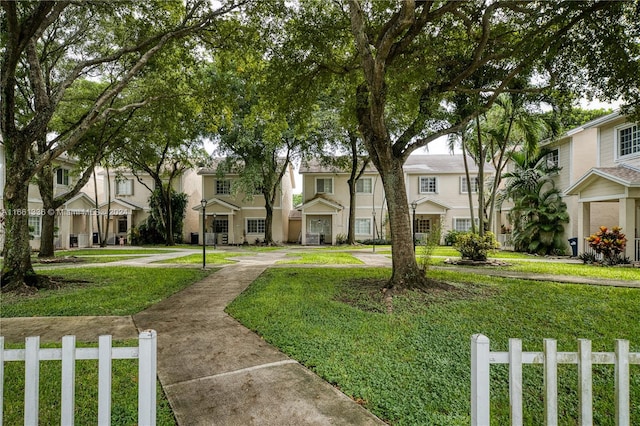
[
  {"xmin": 615, "ymin": 339, "xmax": 630, "ymax": 425},
  {"xmin": 509, "ymin": 338, "xmax": 523, "ymax": 426},
  {"xmin": 138, "ymin": 330, "xmax": 158, "ymax": 426},
  {"xmin": 0, "ymin": 336, "xmax": 4, "ymax": 426},
  {"xmin": 24, "ymin": 336, "xmax": 40, "ymax": 426},
  {"xmin": 61, "ymin": 335, "xmax": 76, "ymax": 425},
  {"xmin": 98, "ymin": 335, "xmax": 112, "ymax": 426},
  {"xmin": 471, "ymin": 334, "xmax": 490, "ymax": 426},
  {"xmin": 578, "ymin": 339, "xmax": 592, "ymax": 426},
  {"xmin": 544, "ymin": 338, "xmax": 558, "ymax": 426}
]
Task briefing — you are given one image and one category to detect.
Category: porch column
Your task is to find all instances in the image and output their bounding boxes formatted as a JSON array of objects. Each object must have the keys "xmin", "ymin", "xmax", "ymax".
[
  {"xmin": 619, "ymin": 197, "xmax": 635, "ymax": 260},
  {"xmin": 88, "ymin": 212, "xmax": 94, "ymax": 247},
  {"xmin": 301, "ymin": 212, "xmax": 307, "ymax": 245},
  {"xmin": 228, "ymin": 213, "xmax": 235, "ymax": 245},
  {"xmin": 578, "ymin": 202, "xmax": 591, "ymax": 253},
  {"xmin": 127, "ymin": 212, "xmax": 132, "ymax": 244}
]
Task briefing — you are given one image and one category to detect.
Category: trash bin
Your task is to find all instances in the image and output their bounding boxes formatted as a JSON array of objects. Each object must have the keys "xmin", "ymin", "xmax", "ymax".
[
  {"xmin": 568, "ymin": 237, "xmax": 578, "ymax": 257},
  {"xmin": 190, "ymin": 232, "xmax": 199, "ymax": 245},
  {"xmin": 93, "ymin": 232, "xmax": 99, "ymax": 244}
]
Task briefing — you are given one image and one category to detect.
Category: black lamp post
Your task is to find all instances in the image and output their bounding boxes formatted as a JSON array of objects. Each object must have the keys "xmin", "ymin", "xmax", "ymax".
[
  {"xmin": 213, "ymin": 213, "xmax": 217, "ymax": 249},
  {"xmin": 372, "ymin": 210, "xmax": 376, "ymax": 253},
  {"xmin": 410, "ymin": 200, "xmax": 417, "ymax": 252},
  {"xmin": 201, "ymin": 199, "xmax": 206, "ymax": 269}
]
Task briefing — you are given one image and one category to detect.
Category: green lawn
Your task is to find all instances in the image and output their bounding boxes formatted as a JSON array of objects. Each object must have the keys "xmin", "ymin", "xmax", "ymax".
[
  {"xmin": 156, "ymin": 251, "xmax": 248, "ymax": 264},
  {"xmin": 227, "ymin": 267, "xmax": 640, "ymax": 425},
  {"xmin": 277, "ymin": 251, "xmax": 364, "ymax": 264},
  {"xmin": 54, "ymin": 248, "xmax": 186, "ymax": 256},
  {"xmin": 1, "ymin": 267, "xmax": 211, "ymax": 317}
]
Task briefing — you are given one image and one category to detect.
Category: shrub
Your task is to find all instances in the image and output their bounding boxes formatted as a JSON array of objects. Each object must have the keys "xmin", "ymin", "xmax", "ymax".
[
  {"xmin": 336, "ymin": 233, "xmax": 348, "ymax": 245},
  {"xmin": 453, "ymin": 231, "xmax": 500, "ymax": 261},
  {"xmin": 586, "ymin": 226, "xmax": 628, "ymax": 266},
  {"xmin": 418, "ymin": 223, "xmax": 442, "ymax": 271},
  {"xmin": 444, "ymin": 230, "xmax": 463, "ymax": 246}
]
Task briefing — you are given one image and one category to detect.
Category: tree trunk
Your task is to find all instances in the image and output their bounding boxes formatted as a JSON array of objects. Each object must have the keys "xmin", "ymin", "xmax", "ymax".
[
  {"xmin": 37, "ymin": 164, "xmax": 56, "ymax": 258},
  {"xmin": 346, "ymin": 180, "xmax": 357, "ymax": 244},
  {"xmin": 1, "ymin": 167, "xmax": 37, "ymax": 291},
  {"xmin": 263, "ymin": 191, "xmax": 274, "ymax": 245},
  {"xmin": 377, "ymin": 157, "xmax": 426, "ymax": 291}
]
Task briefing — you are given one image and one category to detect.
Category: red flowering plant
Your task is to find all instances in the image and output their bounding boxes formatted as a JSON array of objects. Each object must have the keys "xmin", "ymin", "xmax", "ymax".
[{"xmin": 586, "ymin": 226, "xmax": 628, "ymax": 265}]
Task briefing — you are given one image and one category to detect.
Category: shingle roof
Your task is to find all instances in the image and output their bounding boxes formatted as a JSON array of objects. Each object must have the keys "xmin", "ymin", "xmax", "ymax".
[
  {"xmin": 300, "ymin": 154, "xmax": 493, "ymax": 174},
  {"xmin": 592, "ymin": 165, "xmax": 640, "ymax": 185}
]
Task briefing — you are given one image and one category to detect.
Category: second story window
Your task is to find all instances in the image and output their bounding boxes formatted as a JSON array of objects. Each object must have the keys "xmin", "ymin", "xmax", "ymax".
[
  {"xmin": 316, "ymin": 177, "xmax": 333, "ymax": 194},
  {"xmin": 216, "ymin": 179, "xmax": 231, "ymax": 195},
  {"xmin": 355, "ymin": 177, "xmax": 372, "ymax": 194},
  {"xmin": 461, "ymin": 176, "xmax": 479, "ymax": 194},
  {"xmin": 56, "ymin": 168, "xmax": 69, "ymax": 186},
  {"xmin": 545, "ymin": 149, "xmax": 559, "ymax": 169},
  {"xmin": 618, "ymin": 124, "xmax": 640, "ymax": 157},
  {"xmin": 116, "ymin": 179, "xmax": 133, "ymax": 196},
  {"xmin": 419, "ymin": 176, "xmax": 437, "ymax": 194}
]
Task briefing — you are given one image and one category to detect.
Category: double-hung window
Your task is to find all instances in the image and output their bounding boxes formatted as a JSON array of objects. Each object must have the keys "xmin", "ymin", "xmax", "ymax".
[
  {"xmin": 355, "ymin": 177, "xmax": 372, "ymax": 194},
  {"xmin": 355, "ymin": 218, "xmax": 371, "ymax": 235},
  {"xmin": 246, "ymin": 218, "xmax": 266, "ymax": 234},
  {"xmin": 545, "ymin": 149, "xmax": 559, "ymax": 169},
  {"xmin": 116, "ymin": 179, "xmax": 133, "ymax": 196},
  {"xmin": 216, "ymin": 180, "xmax": 231, "ymax": 195},
  {"xmin": 56, "ymin": 168, "xmax": 69, "ymax": 186},
  {"xmin": 419, "ymin": 176, "xmax": 437, "ymax": 194},
  {"xmin": 316, "ymin": 178, "xmax": 333, "ymax": 194},
  {"xmin": 454, "ymin": 218, "xmax": 478, "ymax": 232},
  {"xmin": 461, "ymin": 176, "xmax": 479, "ymax": 194},
  {"xmin": 618, "ymin": 124, "xmax": 640, "ymax": 158},
  {"xmin": 28, "ymin": 215, "xmax": 41, "ymax": 238}
]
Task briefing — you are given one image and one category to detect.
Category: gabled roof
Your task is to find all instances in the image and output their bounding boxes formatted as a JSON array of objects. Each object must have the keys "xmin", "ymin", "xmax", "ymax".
[
  {"xmin": 63, "ymin": 192, "xmax": 95, "ymax": 209},
  {"xmin": 565, "ymin": 164, "xmax": 640, "ymax": 195},
  {"xmin": 299, "ymin": 194, "xmax": 344, "ymax": 211},
  {"xmin": 192, "ymin": 197, "xmax": 241, "ymax": 212},
  {"xmin": 98, "ymin": 198, "xmax": 146, "ymax": 211},
  {"xmin": 413, "ymin": 196, "xmax": 452, "ymax": 211}
]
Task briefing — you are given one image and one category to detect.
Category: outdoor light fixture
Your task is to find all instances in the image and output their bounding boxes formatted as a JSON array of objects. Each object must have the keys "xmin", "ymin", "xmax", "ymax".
[
  {"xmin": 201, "ymin": 199, "xmax": 206, "ymax": 269},
  {"xmin": 372, "ymin": 210, "xmax": 376, "ymax": 253},
  {"xmin": 410, "ymin": 200, "xmax": 418, "ymax": 252}
]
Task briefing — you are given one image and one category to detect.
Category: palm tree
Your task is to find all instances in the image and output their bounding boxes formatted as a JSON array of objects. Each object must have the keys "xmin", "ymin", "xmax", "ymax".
[{"xmin": 499, "ymin": 150, "xmax": 568, "ymax": 255}]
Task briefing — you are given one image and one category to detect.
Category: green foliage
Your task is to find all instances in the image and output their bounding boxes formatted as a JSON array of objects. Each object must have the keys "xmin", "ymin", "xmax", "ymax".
[
  {"xmin": 500, "ymin": 151, "xmax": 569, "ymax": 255},
  {"xmin": 133, "ymin": 190, "xmax": 188, "ymax": 245},
  {"xmin": 586, "ymin": 226, "xmax": 629, "ymax": 266},
  {"xmin": 453, "ymin": 232, "xmax": 499, "ymax": 261},
  {"xmin": 292, "ymin": 193, "xmax": 303, "ymax": 207},
  {"xmin": 335, "ymin": 233, "xmax": 348, "ymax": 245},
  {"xmin": 417, "ymin": 223, "xmax": 442, "ymax": 271},
  {"xmin": 444, "ymin": 230, "xmax": 464, "ymax": 246},
  {"xmin": 227, "ymin": 267, "xmax": 640, "ymax": 425}
]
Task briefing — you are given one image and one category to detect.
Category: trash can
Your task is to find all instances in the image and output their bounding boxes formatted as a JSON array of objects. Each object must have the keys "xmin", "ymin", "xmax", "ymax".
[
  {"xmin": 568, "ymin": 237, "xmax": 578, "ymax": 257},
  {"xmin": 190, "ymin": 232, "xmax": 199, "ymax": 245},
  {"xmin": 93, "ymin": 232, "xmax": 99, "ymax": 244}
]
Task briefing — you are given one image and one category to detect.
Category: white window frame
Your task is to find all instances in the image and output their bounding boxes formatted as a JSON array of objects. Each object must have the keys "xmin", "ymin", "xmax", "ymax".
[
  {"xmin": 460, "ymin": 176, "xmax": 479, "ymax": 194},
  {"xmin": 354, "ymin": 218, "xmax": 372, "ymax": 235},
  {"xmin": 215, "ymin": 179, "xmax": 231, "ymax": 195},
  {"xmin": 115, "ymin": 179, "xmax": 133, "ymax": 196},
  {"xmin": 56, "ymin": 168, "xmax": 70, "ymax": 186},
  {"xmin": 419, "ymin": 176, "xmax": 437, "ymax": 194},
  {"xmin": 315, "ymin": 177, "xmax": 334, "ymax": 195},
  {"xmin": 615, "ymin": 123, "xmax": 640, "ymax": 160},
  {"xmin": 246, "ymin": 218, "xmax": 266, "ymax": 234},
  {"xmin": 544, "ymin": 149, "xmax": 559, "ymax": 169},
  {"xmin": 28, "ymin": 215, "xmax": 42, "ymax": 238},
  {"xmin": 453, "ymin": 217, "xmax": 479, "ymax": 232},
  {"xmin": 355, "ymin": 177, "xmax": 373, "ymax": 194}
]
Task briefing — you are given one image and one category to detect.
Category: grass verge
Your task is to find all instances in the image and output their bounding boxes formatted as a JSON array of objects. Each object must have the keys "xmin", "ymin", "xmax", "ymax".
[
  {"xmin": 227, "ymin": 267, "xmax": 640, "ymax": 425},
  {"xmin": 156, "ymin": 252, "xmax": 248, "ymax": 264},
  {"xmin": 277, "ymin": 252, "xmax": 364, "ymax": 265},
  {"xmin": 1, "ymin": 267, "xmax": 212, "ymax": 317}
]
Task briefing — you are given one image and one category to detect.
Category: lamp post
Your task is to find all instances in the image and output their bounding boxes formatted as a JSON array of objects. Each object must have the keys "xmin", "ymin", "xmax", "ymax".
[
  {"xmin": 372, "ymin": 210, "xmax": 376, "ymax": 253},
  {"xmin": 410, "ymin": 200, "xmax": 417, "ymax": 252},
  {"xmin": 201, "ymin": 199, "xmax": 206, "ymax": 269},
  {"xmin": 213, "ymin": 213, "xmax": 217, "ymax": 249}
]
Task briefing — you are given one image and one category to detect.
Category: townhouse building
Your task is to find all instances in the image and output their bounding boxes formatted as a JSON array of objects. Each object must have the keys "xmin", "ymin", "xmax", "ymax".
[
  {"xmin": 194, "ymin": 163, "xmax": 295, "ymax": 246},
  {"xmin": 298, "ymin": 155, "xmax": 494, "ymax": 246}
]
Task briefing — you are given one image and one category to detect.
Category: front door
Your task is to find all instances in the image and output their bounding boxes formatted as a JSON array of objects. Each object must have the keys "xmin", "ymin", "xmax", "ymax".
[{"xmin": 308, "ymin": 216, "xmax": 331, "ymax": 245}]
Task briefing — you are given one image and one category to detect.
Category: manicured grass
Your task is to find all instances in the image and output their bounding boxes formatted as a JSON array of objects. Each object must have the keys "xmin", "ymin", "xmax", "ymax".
[
  {"xmin": 3, "ymin": 340, "xmax": 176, "ymax": 425},
  {"xmin": 156, "ymin": 251, "xmax": 248, "ymax": 264},
  {"xmin": 54, "ymin": 248, "xmax": 184, "ymax": 256},
  {"xmin": 227, "ymin": 267, "xmax": 640, "ymax": 425},
  {"xmin": 1, "ymin": 267, "xmax": 211, "ymax": 317},
  {"xmin": 277, "ymin": 251, "xmax": 364, "ymax": 265}
]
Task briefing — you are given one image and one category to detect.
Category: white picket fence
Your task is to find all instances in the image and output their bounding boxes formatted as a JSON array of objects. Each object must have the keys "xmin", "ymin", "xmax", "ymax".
[
  {"xmin": 0, "ymin": 330, "xmax": 157, "ymax": 426},
  {"xmin": 471, "ymin": 334, "xmax": 639, "ymax": 426}
]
